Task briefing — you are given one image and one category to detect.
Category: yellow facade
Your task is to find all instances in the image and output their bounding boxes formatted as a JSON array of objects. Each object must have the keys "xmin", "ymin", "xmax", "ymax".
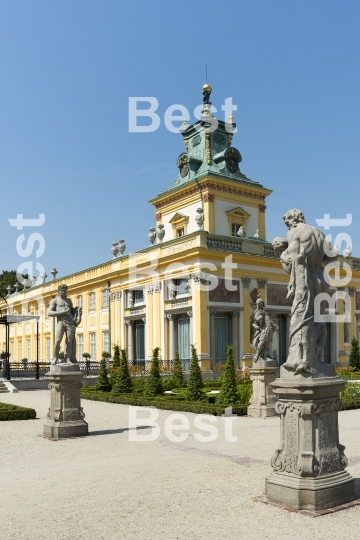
[{"xmin": 2, "ymin": 113, "xmax": 360, "ymax": 371}]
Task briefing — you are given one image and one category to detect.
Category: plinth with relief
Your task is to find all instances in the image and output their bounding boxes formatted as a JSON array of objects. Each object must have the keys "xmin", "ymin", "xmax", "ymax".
[
  {"xmin": 265, "ymin": 363, "xmax": 355, "ymax": 511},
  {"xmin": 43, "ymin": 364, "xmax": 88, "ymax": 438},
  {"xmin": 247, "ymin": 360, "xmax": 277, "ymax": 418}
]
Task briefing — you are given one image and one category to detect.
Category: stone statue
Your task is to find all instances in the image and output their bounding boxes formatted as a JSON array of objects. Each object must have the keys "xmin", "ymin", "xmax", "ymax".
[
  {"xmin": 237, "ymin": 225, "xmax": 245, "ymax": 238},
  {"xmin": 148, "ymin": 227, "xmax": 156, "ymax": 245},
  {"xmin": 48, "ymin": 284, "xmax": 82, "ymax": 365},
  {"xmin": 272, "ymin": 209, "xmax": 330, "ymax": 375},
  {"xmin": 266, "ymin": 209, "xmax": 355, "ymax": 511},
  {"xmin": 157, "ymin": 224, "xmax": 165, "ymax": 243},
  {"xmin": 251, "ymin": 296, "xmax": 277, "ymax": 363},
  {"xmin": 195, "ymin": 208, "xmax": 204, "ymax": 229}
]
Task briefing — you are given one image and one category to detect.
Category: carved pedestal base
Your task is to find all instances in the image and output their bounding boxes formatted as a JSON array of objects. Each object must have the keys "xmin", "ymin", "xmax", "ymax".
[
  {"xmin": 265, "ymin": 376, "xmax": 355, "ymax": 511},
  {"xmin": 43, "ymin": 364, "xmax": 88, "ymax": 439},
  {"xmin": 247, "ymin": 365, "xmax": 277, "ymax": 417}
]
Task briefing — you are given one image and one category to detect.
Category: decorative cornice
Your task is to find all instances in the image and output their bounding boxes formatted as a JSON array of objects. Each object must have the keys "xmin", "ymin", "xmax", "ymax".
[
  {"xmin": 155, "ymin": 212, "xmax": 161, "ymax": 221},
  {"xmin": 203, "ymin": 193, "xmax": 214, "ymax": 203},
  {"xmin": 109, "ymin": 290, "xmax": 122, "ymax": 301},
  {"xmin": 153, "ymin": 180, "xmax": 267, "ymax": 209},
  {"xmin": 145, "ymin": 281, "xmax": 161, "ymax": 294},
  {"xmin": 259, "ymin": 205, "xmax": 267, "ymax": 213}
]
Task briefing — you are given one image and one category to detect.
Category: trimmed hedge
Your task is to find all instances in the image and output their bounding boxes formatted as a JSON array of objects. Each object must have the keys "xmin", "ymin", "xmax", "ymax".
[
  {"xmin": 81, "ymin": 390, "xmax": 247, "ymax": 416},
  {"xmin": 0, "ymin": 402, "xmax": 36, "ymax": 421}
]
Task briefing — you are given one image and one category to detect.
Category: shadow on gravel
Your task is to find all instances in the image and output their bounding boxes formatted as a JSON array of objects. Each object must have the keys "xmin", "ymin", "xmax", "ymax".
[{"xmin": 88, "ymin": 425, "xmax": 153, "ymax": 437}]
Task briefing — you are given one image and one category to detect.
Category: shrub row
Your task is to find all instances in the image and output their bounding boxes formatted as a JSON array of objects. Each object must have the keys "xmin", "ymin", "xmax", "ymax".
[
  {"xmin": 81, "ymin": 390, "xmax": 248, "ymax": 416},
  {"xmin": 0, "ymin": 402, "xmax": 36, "ymax": 421}
]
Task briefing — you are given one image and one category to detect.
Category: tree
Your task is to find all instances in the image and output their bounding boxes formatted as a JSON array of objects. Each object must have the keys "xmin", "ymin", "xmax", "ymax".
[
  {"xmin": 110, "ymin": 344, "xmax": 121, "ymax": 387},
  {"xmin": 348, "ymin": 337, "xmax": 360, "ymax": 371},
  {"xmin": 186, "ymin": 344, "xmax": 204, "ymax": 401},
  {"xmin": 96, "ymin": 357, "xmax": 111, "ymax": 392},
  {"xmin": 146, "ymin": 347, "xmax": 163, "ymax": 396},
  {"xmin": 218, "ymin": 345, "xmax": 238, "ymax": 406},
  {"xmin": 171, "ymin": 350, "xmax": 183, "ymax": 387},
  {"xmin": 0, "ymin": 270, "xmax": 25, "ymax": 299},
  {"xmin": 112, "ymin": 348, "xmax": 133, "ymax": 394}
]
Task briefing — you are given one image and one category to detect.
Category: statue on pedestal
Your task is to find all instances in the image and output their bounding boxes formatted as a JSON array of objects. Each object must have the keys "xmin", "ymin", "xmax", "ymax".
[
  {"xmin": 251, "ymin": 296, "xmax": 277, "ymax": 363},
  {"xmin": 265, "ymin": 208, "xmax": 355, "ymax": 511},
  {"xmin": 48, "ymin": 284, "xmax": 82, "ymax": 365}
]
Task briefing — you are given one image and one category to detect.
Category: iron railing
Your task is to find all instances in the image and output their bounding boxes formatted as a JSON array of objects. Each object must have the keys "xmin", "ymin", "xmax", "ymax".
[
  {"xmin": 2, "ymin": 361, "xmax": 101, "ymax": 380},
  {"xmin": 128, "ymin": 358, "xmax": 190, "ymax": 376}
]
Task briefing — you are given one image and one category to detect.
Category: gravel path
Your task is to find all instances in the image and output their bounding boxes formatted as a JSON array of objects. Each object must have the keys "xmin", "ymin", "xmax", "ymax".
[{"xmin": 0, "ymin": 390, "xmax": 359, "ymax": 540}]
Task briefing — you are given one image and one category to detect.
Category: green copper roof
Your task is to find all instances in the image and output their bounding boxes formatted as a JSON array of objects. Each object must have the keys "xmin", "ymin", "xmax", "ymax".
[{"xmin": 159, "ymin": 116, "xmax": 264, "ymax": 195}]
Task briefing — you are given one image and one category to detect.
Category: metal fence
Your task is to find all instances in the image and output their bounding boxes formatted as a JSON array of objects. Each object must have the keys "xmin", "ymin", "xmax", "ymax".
[
  {"xmin": 1, "ymin": 361, "xmax": 101, "ymax": 380},
  {"xmin": 128, "ymin": 358, "xmax": 190, "ymax": 376},
  {"xmin": 0, "ymin": 358, "xmax": 190, "ymax": 380}
]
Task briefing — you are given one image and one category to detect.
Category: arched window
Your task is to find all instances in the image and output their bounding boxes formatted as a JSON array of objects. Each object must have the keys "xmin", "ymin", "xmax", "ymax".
[
  {"xmin": 89, "ymin": 292, "xmax": 96, "ymax": 310},
  {"xmin": 77, "ymin": 295, "xmax": 83, "ymax": 309},
  {"xmin": 102, "ymin": 289, "xmax": 109, "ymax": 308}
]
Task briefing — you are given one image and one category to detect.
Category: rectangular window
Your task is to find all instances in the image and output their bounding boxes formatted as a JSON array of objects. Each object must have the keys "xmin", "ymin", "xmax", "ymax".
[
  {"xmin": 90, "ymin": 333, "xmax": 96, "ymax": 361},
  {"xmin": 174, "ymin": 278, "xmax": 190, "ymax": 298},
  {"xmin": 78, "ymin": 334, "xmax": 84, "ymax": 361},
  {"xmin": 103, "ymin": 331, "xmax": 110, "ymax": 353},
  {"xmin": 10, "ymin": 342, "xmax": 14, "ymax": 362},
  {"xmin": 177, "ymin": 228, "xmax": 184, "ymax": 237},
  {"xmin": 214, "ymin": 312, "xmax": 233, "ymax": 364},
  {"xmin": 177, "ymin": 314, "xmax": 190, "ymax": 369},
  {"xmin": 46, "ymin": 338, "xmax": 51, "ymax": 362},
  {"xmin": 19, "ymin": 342, "xmax": 22, "ymax": 361},
  {"xmin": 232, "ymin": 224, "xmax": 240, "ymax": 236},
  {"xmin": 37, "ymin": 338, "xmax": 40, "ymax": 361},
  {"xmin": 102, "ymin": 289, "xmax": 109, "ymax": 308},
  {"xmin": 134, "ymin": 289, "xmax": 144, "ymax": 305},
  {"xmin": 89, "ymin": 293, "xmax": 96, "ymax": 310},
  {"xmin": 323, "ymin": 323, "xmax": 332, "ymax": 364},
  {"xmin": 27, "ymin": 339, "xmax": 31, "ymax": 361},
  {"xmin": 271, "ymin": 314, "xmax": 287, "ymax": 366},
  {"xmin": 134, "ymin": 320, "xmax": 145, "ymax": 361},
  {"xmin": 77, "ymin": 295, "xmax": 83, "ymax": 309}
]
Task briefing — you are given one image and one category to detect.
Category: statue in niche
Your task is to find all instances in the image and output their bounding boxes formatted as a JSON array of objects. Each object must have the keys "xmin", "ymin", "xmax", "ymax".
[
  {"xmin": 251, "ymin": 296, "xmax": 277, "ymax": 362},
  {"xmin": 48, "ymin": 284, "xmax": 82, "ymax": 364},
  {"xmin": 272, "ymin": 209, "xmax": 332, "ymax": 374}
]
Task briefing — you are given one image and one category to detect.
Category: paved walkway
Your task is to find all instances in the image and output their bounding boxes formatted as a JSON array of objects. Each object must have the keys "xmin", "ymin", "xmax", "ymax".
[{"xmin": 0, "ymin": 390, "xmax": 359, "ymax": 540}]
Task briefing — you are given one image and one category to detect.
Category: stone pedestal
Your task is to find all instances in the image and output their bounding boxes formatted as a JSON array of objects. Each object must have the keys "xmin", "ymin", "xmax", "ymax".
[
  {"xmin": 43, "ymin": 364, "xmax": 88, "ymax": 439},
  {"xmin": 247, "ymin": 362, "xmax": 277, "ymax": 417},
  {"xmin": 265, "ymin": 367, "xmax": 355, "ymax": 511}
]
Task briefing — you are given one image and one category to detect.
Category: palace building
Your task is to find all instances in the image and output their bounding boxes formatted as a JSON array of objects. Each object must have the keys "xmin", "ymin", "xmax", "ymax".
[{"xmin": 2, "ymin": 86, "xmax": 360, "ymax": 372}]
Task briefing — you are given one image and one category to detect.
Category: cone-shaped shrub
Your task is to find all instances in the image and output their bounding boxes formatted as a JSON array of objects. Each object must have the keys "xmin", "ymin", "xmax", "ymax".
[
  {"xmin": 146, "ymin": 347, "xmax": 163, "ymax": 396},
  {"xmin": 218, "ymin": 345, "xmax": 238, "ymax": 405},
  {"xmin": 172, "ymin": 350, "xmax": 184, "ymax": 387},
  {"xmin": 186, "ymin": 345, "xmax": 204, "ymax": 401},
  {"xmin": 112, "ymin": 348, "xmax": 133, "ymax": 394},
  {"xmin": 96, "ymin": 358, "xmax": 111, "ymax": 392},
  {"xmin": 348, "ymin": 337, "xmax": 360, "ymax": 371},
  {"xmin": 110, "ymin": 344, "xmax": 121, "ymax": 387}
]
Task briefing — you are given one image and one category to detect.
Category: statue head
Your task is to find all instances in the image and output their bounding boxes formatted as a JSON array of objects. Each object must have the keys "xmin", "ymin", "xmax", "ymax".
[
  {"xmin": 256, "ymin": 296, "xmax": 265, "ymax": 310},
  {"xmin": 58, "ymin": 284, "xmax": 68, "ymax": 298},
  {"xmin": 272, "ymin": 236, "xmax": 289, "ymax": 254},
  {"xmin": 283, "ymin": 209, "xmax": 305, "ymax": 230}
]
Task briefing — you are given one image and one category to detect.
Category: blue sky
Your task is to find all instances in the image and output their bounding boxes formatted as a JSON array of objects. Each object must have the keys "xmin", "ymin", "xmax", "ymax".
[{"xmin": 1, "ymin": 0, "xmax": 359, "ymax": 280}]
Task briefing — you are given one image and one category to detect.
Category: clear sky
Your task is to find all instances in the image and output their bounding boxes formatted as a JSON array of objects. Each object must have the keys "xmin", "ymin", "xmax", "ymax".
[{"xmin": 1, "ymin": 0, "xmax": 359, "ymax": 281}]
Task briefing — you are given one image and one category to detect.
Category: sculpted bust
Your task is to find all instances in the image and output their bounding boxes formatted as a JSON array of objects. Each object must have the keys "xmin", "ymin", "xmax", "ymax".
[{"xmin": 48, "ymin": 284, "xmax": 82, "ymax": 364}]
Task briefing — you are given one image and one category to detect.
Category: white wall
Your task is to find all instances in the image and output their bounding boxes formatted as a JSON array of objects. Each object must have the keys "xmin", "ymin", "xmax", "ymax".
[
  {"xmin": 213, "ymin": 199, "xmax": 258, "ymax": 237},
  {"xmin": 161, "ymin": 201, "xmax": 203, "ymax": 240}
]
